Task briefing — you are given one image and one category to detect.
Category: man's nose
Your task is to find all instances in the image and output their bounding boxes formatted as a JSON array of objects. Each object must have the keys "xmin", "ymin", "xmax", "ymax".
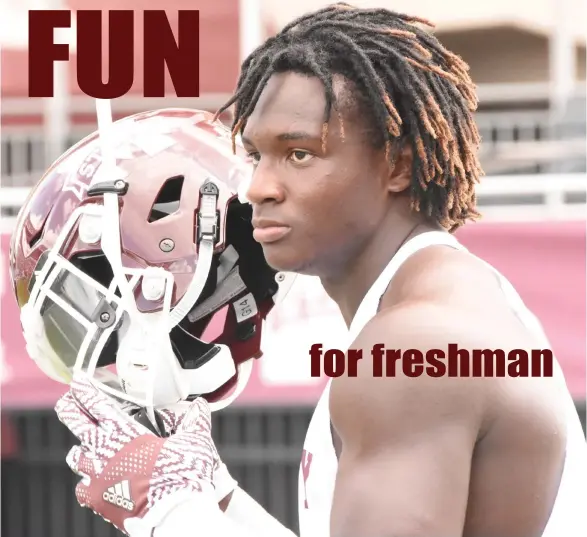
[{"xmin": 245, "ymin": 162, "xmax": 285, "ymax": 205}]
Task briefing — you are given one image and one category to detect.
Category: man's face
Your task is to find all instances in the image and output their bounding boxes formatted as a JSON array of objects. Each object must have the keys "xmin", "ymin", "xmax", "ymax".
[{"xmin": 241, "ymin": 72, "xmax": 392, "ymax": 277}]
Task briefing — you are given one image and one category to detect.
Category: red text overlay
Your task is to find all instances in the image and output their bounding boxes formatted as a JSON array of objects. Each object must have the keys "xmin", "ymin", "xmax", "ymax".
[
  {"xmin": 28, "ymin": 10, "xmax": 200, "ymax": 98},
  {"xmin": 309, "ymin": 343, "xmax": 554, "ymax": 378}
]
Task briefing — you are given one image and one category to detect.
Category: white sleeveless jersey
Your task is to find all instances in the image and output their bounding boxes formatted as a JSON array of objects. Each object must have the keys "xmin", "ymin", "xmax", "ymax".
[{"xmin": 297, "ymin": 231, "xmax": 587, "ymax": 537}]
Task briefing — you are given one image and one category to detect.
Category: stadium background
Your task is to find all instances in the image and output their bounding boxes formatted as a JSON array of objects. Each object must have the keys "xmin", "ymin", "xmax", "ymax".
[{"xmin": 0, "ymin": 0, "xmax": 585, "ymax": 535}]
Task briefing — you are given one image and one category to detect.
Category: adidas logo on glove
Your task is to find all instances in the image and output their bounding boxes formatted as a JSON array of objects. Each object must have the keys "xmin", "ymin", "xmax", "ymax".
[{"xmin": 103, "ymin": 480, "xmax": 135, "ymax": 512}]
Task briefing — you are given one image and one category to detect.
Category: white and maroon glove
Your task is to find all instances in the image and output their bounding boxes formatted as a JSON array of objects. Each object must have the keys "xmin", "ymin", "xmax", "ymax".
[
  {"xmin": 153, "ymin": 403, "xmax": 238, "ymax": 505},
  {"xmin": 54, "ymin": 374, "xmax": 234, "ymax": 537}
]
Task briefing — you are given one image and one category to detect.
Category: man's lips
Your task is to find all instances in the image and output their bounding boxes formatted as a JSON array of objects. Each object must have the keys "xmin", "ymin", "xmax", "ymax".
[
  {"xmin": 252, "ymin": 219, "xmax": 292, "ymax": 243},
  {"xmin": 253, "ymin": 225, "xmax": 291, "ymax": 243}
]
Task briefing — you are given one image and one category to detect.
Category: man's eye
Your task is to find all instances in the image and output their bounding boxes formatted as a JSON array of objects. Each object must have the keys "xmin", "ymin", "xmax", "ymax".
[
  {"xmin": 247, "ymin": 152, "xmax": 260, "ymax": 165},
  {"xmin": 289, "ymin": 150, "xmax": 314, "ymax": 164}
]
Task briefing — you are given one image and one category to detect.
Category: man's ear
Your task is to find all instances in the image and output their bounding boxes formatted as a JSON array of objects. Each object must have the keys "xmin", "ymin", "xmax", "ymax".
[{"xmin": 387, "ymin": 144, "xmax": 413, "ymax": 194}]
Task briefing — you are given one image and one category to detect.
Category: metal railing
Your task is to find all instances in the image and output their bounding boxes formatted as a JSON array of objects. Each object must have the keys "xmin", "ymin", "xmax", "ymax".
[
  {"xmin": 475, "ymin": 111, "xmax": 586, "ymax": 175},
  {"xmin": 1, "ymin": 110, "xmax": 585, "ymax": 186},
  {"xmin": 2, "ymin": 173, "xmax": 585, "ymax": 228},
  {"xmin": 474, "ymin": 173, "xmax": 587, "ymax": 221}
]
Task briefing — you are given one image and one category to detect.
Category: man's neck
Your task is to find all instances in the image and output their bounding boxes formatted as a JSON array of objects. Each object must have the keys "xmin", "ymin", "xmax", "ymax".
[{"xmin": 320, "ymin": 211, "xmax": 442, "ymax": 327}]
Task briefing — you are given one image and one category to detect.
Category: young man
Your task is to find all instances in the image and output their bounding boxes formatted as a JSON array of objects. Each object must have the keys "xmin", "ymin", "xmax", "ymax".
[{"xmin": 53, "ymin": 3, "xmax": 586, "ymax": 537}]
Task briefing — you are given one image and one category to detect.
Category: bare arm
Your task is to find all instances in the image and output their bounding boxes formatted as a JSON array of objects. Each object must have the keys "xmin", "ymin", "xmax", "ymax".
[{"xmin": 329, "ymin": 304, "xmax": 486, "ymax": 537}]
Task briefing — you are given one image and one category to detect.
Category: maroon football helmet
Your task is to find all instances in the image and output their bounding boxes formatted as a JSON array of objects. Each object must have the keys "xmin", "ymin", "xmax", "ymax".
[{"xmin": 8, "ymin": 109, "xmax": 293, "ymax": 412}]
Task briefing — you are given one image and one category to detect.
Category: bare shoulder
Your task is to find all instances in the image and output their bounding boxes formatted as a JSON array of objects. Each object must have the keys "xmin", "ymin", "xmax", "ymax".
[
  {"xmin": 330, "ymin": 302, "xmax": 490, "ymax": 449},
  {"xmin": 330, "ymin": 291, "xmax": 566, "ymax": 462},
  {"xmin": 382, "ymin": 242, "xmax": 519, "ymax": 323}
]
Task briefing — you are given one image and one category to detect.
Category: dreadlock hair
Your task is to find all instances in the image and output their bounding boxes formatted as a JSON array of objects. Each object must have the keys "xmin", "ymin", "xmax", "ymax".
[{"xmin": 215, "ymin": 2, "xmax": 483, "ymax": 232}]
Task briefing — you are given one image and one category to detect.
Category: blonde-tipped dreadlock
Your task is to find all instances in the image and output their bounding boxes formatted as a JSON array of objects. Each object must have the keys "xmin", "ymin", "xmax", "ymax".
[{"xmin": 215, "ymin": 2, "xmax": 484, "ymax": 232}]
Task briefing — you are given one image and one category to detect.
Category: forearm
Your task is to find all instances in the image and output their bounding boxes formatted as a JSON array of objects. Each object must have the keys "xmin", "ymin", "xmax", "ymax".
[
  {"xmin": 214, "ymin": 462, "xmax": 297, "ymax": 536},
  {"xmin": 148, "ymin": 488, "xmax": 297, "ymax": 537},
  {"xmin": 223, "ymin": 487, "xmax": 297, "ymax": 537}
]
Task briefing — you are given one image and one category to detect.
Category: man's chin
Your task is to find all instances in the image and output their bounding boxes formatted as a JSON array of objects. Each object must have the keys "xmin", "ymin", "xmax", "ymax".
[{"xmin": 261, "ymin": 244, "xmax": 313, "ymax": 275}]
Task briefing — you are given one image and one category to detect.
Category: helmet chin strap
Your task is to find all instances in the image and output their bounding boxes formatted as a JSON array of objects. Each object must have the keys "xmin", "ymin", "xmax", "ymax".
[{"xmin": 168, "ymin": 181, "xmax": 218, "ymax": 329}]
